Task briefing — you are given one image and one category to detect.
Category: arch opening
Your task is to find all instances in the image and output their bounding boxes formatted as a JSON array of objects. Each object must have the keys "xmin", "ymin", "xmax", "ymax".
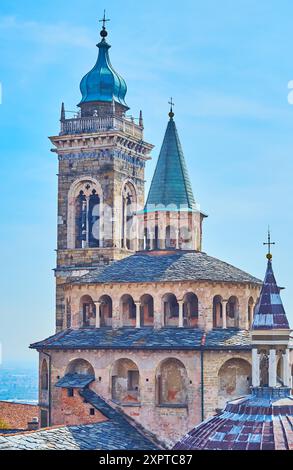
[
  {"xmin": 41, "ymin": 360, "xmax": 49, "ymax": 391},
  {"xmin": 213, "ymin": 295, "xmax": 223, "ymax": 328},
  {"xmin": 66, "ymin": 358, "xmax": 95, "ymax": 377},
  {"xmin": 121, "ymin": 182, "xmax": 137, "ymax": 251},
  {"xmin": 111, "ymin": 358, "xmax": 140, "ymax": 404},
  {"xmin": 156, "ymin": 358, "xmax": 188, "ymax": 406},
  {"xmin": 140, "ymin": 294, "xmax": 154, "ymax": 326},
  {"xmin": 163, "ymin": 293, "xmax": 179, "ymax": 327},
  {"xmin": 226, "ymin": 296, "xmax": 239, "ymax": 328},
  {"xmin": 218, "ymin": 358, "xmax": 251, "ymax": 409},
  {"xmin": 121, "ymin": 294, "xmax": 136, "ymax": 327},
  {"xmin": 183, "ymin": 292, "xmax": 198, "ymax": 327},
  {"xmin": 99, "ymin": 295, "xmax": 112, "ymax": 327},
  {"xmin": 80, "ymin": 295, "xmax": 96, "ymax": 327}
]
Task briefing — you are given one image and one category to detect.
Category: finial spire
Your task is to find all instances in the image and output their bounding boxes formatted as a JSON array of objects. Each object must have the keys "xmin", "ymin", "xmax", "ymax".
[
  {"xmin": 60, "ymin": 102, "xmax": 65, "ymax": 122},
  {"xmin": 139, "ymin": 110, "xmax": 144, "ymax": 128},
  {"xmin": 168, "ymin": 97, "xmax": 175, "ymax": 119},
  {"xmin": 99, "ymin": 10, "xmax": 110, "ymax": 38},
  {"xmin": 263, "ymin": 227, "xmax": 275, "ymax": 260}
]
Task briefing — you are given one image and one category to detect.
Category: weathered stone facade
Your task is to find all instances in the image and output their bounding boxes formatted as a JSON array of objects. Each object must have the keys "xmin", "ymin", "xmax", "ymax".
[{"xmin": 32, "ymin": 23, "xmax": 293, "ymax": 449}]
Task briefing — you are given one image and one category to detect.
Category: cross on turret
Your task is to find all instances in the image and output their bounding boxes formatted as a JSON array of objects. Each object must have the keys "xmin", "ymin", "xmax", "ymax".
[
  {"xmin": 99, "ymin": 10, "xmax": 110, "ymax": 30},
  {"xmin": 168, "ymin": 97, "xmax": 175, "ymax": 118},
  {"xmin": 263, "ymin": 228, "xmax": 275, "ymax": 260}
]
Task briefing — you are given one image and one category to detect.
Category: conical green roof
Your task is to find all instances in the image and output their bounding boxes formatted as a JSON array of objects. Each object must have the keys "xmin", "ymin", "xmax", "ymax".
[{"xmin": 145, "ymin": 116, "xmax": 196, "ymax": 211}]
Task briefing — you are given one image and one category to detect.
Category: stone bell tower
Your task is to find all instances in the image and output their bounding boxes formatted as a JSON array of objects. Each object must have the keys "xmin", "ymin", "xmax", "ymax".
[{"xmin": 49, "ymin": 19, "xmax": 153, "ymax": 332}]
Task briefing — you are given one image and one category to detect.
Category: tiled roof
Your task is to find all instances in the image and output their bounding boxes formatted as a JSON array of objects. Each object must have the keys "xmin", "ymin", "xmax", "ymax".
[
  {"xmin": 145, "ymin": 116, "xmax": 196, "ymax": 211},
  {"xmin": 0, "ymin": 401, "xmax": 39, "ymax": 431},
  {"xmin": 0, "ymin": 391, "xmax": 160, "ymax": 450},
  {"xmin": 173, "ymin": 387, "xmax": 293, "ymax": 450},
  {"xmin": 30, "ymin": 327, "xmax": 251, "ymax": 351},
  {"xmin": 252, "ymin": 259, "xmax": 290, "ymax": 330},
  {"xmin": 71, "ymin": 251, "xmax": 261, "ymax": 285},
  {"xmin": 55, "ymin": 373, "xmax": 94, "ymax": 388}
]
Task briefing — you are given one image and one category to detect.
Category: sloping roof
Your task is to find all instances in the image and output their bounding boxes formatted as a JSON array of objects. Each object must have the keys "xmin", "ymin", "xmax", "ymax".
[
  {"xmin": 30, "ymin": 327, "xmax": 251, "ymax": 351},
  {"xmin": 0, "ymin": 391, "xmax": 160, "ymax": 450},
  {"xmin": 55, "ymin": 373, "xmax": 94, "ymax": 389},
  {"xmin": 0, "ymin": 422, "xmax": 158, "ymax": 450},
  {"xmin": 173, "ymin": 387, "xmax": 293, "ymax": 451},
  {"xmin": 145, "ymin": 117, "xmax": 196, "ymax": 211},
  {"xmin": 71, "ymin": 251, "xmax": 261, "ymax": 286},
  {"xmin": 252, "ymin": 259, "xmax": 290, "ymax": 330}
]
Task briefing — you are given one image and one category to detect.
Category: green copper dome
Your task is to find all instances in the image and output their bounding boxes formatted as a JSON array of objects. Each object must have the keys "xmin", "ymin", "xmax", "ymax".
[
  {"xmin": 145, "ymin": 113, "xmax": 197, "ymax": 211},
  {"xmin": 78, "ymin": 28, "xmax": 128, "ymax": 108}
]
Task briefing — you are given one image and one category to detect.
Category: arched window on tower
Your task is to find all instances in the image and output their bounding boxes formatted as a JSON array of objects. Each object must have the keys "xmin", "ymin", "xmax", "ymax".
[
  {"xmin": 75, "ymin": 190, "xmax": 87, "ymax": 248},
  {"xmin": 163, "ymin": 293, "xmax": 179, "ymax": 326},
  {"xmin": 72, "ymin": 180, "xmax": 102, "ymax": 249},
  {"xmin": 88, "ymin": 190, "xmax": 100, "ymax": 248},
  {"xmin": 226, "ymin": 296, "xmax": 239, "ymax": 328},
  {"xmin": 154, "ymin": 225, "xmax": 159, "ymax": 249},
  {"xmin": 165, "ymin": 225, "xmax": 177, "ymax": 249},
  {"xmin": 80, "ymin": 295, "xmax": 96, "ymax": 328},
  {"xmin": 183, "ymin": 293, "xmax": 198, "ymax": 327},
  {"xmin": 121, "ymin": 182, "xmax": 137, "ymax": 251},
  {"xmin": 41, "ymin": 360, "xmax": 49, "ymax": 391},
  {"xmin": 213, "ymin": 296, "xmax": 223, "ymax": 328},
  {"xmin": 156, "ymin": 358, "xmax": 188, "ymax": 406}
]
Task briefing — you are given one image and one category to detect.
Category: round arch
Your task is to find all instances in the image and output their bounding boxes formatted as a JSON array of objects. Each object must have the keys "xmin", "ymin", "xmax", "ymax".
[
  {"xmin": 156, "ymin": 357, "xmax": 188, "ymax": 406},
  {"xmin": 80, "ymin": 295, "xmax": 96, "ymax": 328},
  {"xmin": 162, "ymin": 293, "xmax": 179, "ymax": 327},
  {"xmin": 99, "ymin": 295, "xmax": 112, "ymax": 327},
  {"xmin": 41, "ymin": 359, "xmax": 49, "ymax": 391},
  {"xmin": 66, "ymin": 358, "xmax": 95, "ymax": 377},
  {"xmin": 111, "ymin": 358, "xmax": 140, "ymax": 404},
  {"xmin": 139, "ymin": 294, "xmax": 154, "ymax": 326},
  {"xmin": 218, "ymin": 358, "xmax": 251, "ymax": 409},
  {"xmin": 67, "ymin": 177, "xmax": 103, "ymax": 249}
]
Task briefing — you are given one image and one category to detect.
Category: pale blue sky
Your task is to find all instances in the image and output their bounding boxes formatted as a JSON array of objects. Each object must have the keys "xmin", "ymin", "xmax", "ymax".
[{"xmin": 0, "ymin": 0, "xmax": 293, "ymax": 364}]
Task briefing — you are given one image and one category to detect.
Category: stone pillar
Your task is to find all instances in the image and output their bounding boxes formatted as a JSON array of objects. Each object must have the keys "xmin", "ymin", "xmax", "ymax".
[
  {"xmin": 176, "ymin": 229, "xmax": 180, "ymax": 249},
  {"xmin": 222, "ymin": 300, "xmax": 227, "ymax": 329},
  {"xmin": 283, "ymin": 349, "xmax": 291, "ymax": 387},
  {"xmin": 178, "ymin": 300, "xmax": 184, "ymax": 328},
  {"xmin": 135, "ymin": 302, "xmax": 141, "ymax": 328},
  {"xmin": 94, "ymin": 301, "xmax": 101, "ymax": 328},
  {"xmin": 252, "ymin": 348, "xmax": 260, "ymax": 387},
  {"xmin": 149, "ymin": 232, "xmax": 154, "ymax": 250},
  {"xmin": 269, "ymin": 349, "xmax": 277, "ymax": 387}
]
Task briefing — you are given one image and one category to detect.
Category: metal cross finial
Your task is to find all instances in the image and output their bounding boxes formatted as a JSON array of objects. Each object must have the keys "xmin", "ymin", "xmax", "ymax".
[
  {"xmin": 263, "ymin": 227, "xmax": 275, "ymax": 260},
  {"xmin": 99, "ymin": 10, "xmax": 110, "ymax": 29},
  {"xmin": 168, "ymin": 97, "xmax": 175, "ymax": 118},
  {"xmin": 168, "ymin": 97, "xmax": 175, "ymax": 112}
]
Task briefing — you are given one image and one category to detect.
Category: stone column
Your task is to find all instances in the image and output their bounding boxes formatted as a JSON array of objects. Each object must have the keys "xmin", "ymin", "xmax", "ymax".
[
  {"xmin": 178, "ymin": 300, "xmax": 184, "ymax": 328},
  {"xmin": 85, "ymin": 196, "xmax": 90, "ymax": 248},
  {"xmin": 176, "ymin": 229, "xmax": 180, "ymax": 249},
  {"xmin": 94, "ymin": 301, "xmax": 101, "ymax": 328},
  {"xmin": 252, "ymin": 348, "xmax": 260, "ymax": 387},
  {"xmin": 222, "ymin": 300, "xmax": 227, "ymax": 329},
  {"xmin": 269, "ymin": 349, "xmax": 277, "ymax": 387},
  {"xmin": 135, "ymin": 302, "xmax": 141, "ymax": 328},
  {"xmin": 282, "ymin": 349, "xmax": 291, "ymax": 387}
]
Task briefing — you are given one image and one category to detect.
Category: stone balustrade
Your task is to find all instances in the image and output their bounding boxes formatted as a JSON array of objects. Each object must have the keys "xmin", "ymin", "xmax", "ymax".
[{"xmin": 60, "ymin": 115, "xmax": 143, "ymax": 139}]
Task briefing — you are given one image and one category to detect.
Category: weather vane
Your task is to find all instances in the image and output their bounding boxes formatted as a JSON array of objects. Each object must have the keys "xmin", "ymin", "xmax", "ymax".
[{"xmin": 263, "ymin": 227, "xmax": 275, "ymax": 260}]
